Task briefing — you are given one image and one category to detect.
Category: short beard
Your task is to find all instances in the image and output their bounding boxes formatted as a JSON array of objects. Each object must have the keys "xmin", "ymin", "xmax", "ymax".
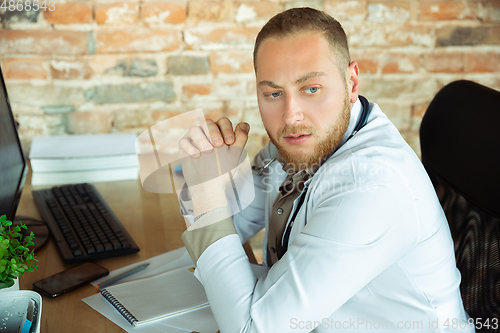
[{"xmin": 267, "ymin": 89, "xmax": 352, "ymax": 173}]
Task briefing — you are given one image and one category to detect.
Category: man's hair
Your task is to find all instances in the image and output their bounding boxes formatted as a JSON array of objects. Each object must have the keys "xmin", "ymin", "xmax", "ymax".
[{"xmin": 253, "ymin": 7, "xmax": 351, "ymax": 80}]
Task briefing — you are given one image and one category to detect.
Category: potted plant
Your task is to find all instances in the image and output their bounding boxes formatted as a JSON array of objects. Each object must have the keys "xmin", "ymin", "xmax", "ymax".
[{"xmin": 0, "ymin": 215, "xmax": 38, "ymax": 290}]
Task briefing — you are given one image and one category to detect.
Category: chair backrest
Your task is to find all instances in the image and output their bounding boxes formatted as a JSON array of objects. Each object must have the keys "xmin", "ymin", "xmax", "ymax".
[{"xmin": 420, "ymin": 80, "xmax": 500, "ymax": 328}]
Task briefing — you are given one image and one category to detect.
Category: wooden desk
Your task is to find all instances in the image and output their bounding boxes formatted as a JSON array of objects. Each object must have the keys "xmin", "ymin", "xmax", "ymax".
[{"xmin": 17, "ymin": 169, "xmax": 191, "ymax": 333}]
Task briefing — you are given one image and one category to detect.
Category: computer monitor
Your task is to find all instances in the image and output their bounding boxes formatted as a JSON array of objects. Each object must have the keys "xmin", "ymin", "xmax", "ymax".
[
  {"xmin": 0, "ymin": 65, "xmax": 27, "ymax": 221},
  {"xmin": 0, "ymin": 66, "xmax": 49, "ymax": 251}
]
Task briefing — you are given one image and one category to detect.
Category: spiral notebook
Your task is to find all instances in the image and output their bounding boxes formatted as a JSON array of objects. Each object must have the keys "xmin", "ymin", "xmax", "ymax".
[{"xmin": 100, "ymin": 265, "xmax": 209, "ymax": 327}]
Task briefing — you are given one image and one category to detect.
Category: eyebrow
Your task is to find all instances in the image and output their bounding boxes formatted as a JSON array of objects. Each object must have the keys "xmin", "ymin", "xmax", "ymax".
[
  {"xmin": 295, "ymin": 72, "xmax": 327, "ymax": 85},
  {"xmin": 257, "ymin": 72, "xmax": 327, "ymax": 89}
]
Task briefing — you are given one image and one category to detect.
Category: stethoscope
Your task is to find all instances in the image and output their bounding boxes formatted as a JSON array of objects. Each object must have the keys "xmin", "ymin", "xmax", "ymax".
[{"xmin": 252, "ymin": 95, "xmax": 372, "ymax": 259}]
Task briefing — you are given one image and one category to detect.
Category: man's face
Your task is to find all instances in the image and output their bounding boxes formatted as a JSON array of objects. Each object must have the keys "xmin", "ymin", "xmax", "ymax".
[{"xmin": 255, "ymin": 32, "xmax": 358, "ymax": 172}]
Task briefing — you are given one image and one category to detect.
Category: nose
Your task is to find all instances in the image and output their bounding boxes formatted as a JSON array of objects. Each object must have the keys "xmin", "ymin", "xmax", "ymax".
[{"xmin": 283, "ymin": 93, "xmax": 304, "ymax": 125}]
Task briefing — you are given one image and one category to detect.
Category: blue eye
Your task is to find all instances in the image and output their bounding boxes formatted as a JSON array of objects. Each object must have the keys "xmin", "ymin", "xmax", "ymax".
[
  {"xmin": 267, "ymin": 92, "xmax": 282, "ymax": 98},
  {"xmin": 305, "ymin": 87, "xmax": 319, "ymax": 94}
]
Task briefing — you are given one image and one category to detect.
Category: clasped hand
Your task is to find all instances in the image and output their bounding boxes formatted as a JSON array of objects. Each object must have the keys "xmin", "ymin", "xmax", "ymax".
[{"xmin": 178, "ymin": 117, "xmax": 250, "ymax": 218}]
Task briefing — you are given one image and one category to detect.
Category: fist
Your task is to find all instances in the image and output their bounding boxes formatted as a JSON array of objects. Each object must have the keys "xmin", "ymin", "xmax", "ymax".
[{"xmin": 178, "ymin": 118, "xmax": 250, "ymax": 190}]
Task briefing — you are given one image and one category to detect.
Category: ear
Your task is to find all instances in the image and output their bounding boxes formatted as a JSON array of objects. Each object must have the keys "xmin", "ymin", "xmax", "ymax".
[{"xmin": 346, "ymin": 61, "xmax": 360, "ymax": 104}]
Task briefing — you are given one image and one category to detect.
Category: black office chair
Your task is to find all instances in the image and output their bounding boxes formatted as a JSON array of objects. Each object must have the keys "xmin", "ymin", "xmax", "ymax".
[{"xmin": 420, "ymin": 80, "xmax": 500, "ymax": 331}]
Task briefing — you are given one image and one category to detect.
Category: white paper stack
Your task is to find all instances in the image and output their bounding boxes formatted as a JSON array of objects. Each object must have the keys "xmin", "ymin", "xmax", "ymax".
[{"xmin": 29, "ymin": 133, "xmax": 139, "ymax": 186}]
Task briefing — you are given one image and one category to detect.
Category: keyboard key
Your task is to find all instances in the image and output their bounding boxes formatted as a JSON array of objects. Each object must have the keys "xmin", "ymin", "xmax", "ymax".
[
  {"xmin": 76, "ymin": 185, "xmax": 86, "ymax": 196},
  {"xmin": 110, "ymin": 239, "xmax": 122, "ymax": 250}
]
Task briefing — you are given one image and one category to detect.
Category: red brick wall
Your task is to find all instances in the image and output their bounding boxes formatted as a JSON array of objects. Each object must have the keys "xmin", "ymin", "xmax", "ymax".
[{"xmin": 1, "ymin": 0, "xmax": 499, "ymax": 158}]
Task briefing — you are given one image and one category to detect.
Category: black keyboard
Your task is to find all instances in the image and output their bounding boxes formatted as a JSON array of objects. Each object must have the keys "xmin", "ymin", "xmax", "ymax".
[{"xmin": 33, "ymin": 183, "xmax": 139, "ymax": 264}]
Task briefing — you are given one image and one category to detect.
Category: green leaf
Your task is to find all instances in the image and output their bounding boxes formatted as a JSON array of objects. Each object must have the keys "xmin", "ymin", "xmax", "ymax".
[
  {"xmin": 0, "ymin": 278, "xmax": 14, "ymax": 289},
  {"xmin": 0, "ymin": 216, "xmax": 38, "ymax": 282}
]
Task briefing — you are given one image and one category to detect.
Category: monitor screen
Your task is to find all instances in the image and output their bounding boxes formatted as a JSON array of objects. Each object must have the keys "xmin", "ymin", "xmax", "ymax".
[{"xmin": 0, "ymin": 66, "xmax": 27, "ymax": 221}]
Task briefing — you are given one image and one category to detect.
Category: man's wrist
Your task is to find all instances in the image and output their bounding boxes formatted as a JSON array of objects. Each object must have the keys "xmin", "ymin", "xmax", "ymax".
[
  {"xmin": 192, "ymin": 193, "xmax": 228, "ymax": 216},
  {"xmin": 190, "ymin": 176, "xmax": 228, "ymax": 217}
]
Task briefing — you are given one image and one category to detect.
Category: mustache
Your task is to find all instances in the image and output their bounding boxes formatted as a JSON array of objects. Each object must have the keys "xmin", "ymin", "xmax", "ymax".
[{"xmin": 278, "ymin": 125, "xmax": 318, "ymax": 137}]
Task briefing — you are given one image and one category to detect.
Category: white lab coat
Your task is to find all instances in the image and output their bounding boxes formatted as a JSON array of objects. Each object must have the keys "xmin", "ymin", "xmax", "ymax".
[{"xmin": 182, "ymin": 100, "xmax": 474, "ymax": 333}]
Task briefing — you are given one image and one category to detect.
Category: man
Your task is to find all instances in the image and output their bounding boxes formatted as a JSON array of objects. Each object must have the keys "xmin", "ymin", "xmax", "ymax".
[{"xmin": 178, "ymin": 7, "xmax": 472, "ymax": 333}]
